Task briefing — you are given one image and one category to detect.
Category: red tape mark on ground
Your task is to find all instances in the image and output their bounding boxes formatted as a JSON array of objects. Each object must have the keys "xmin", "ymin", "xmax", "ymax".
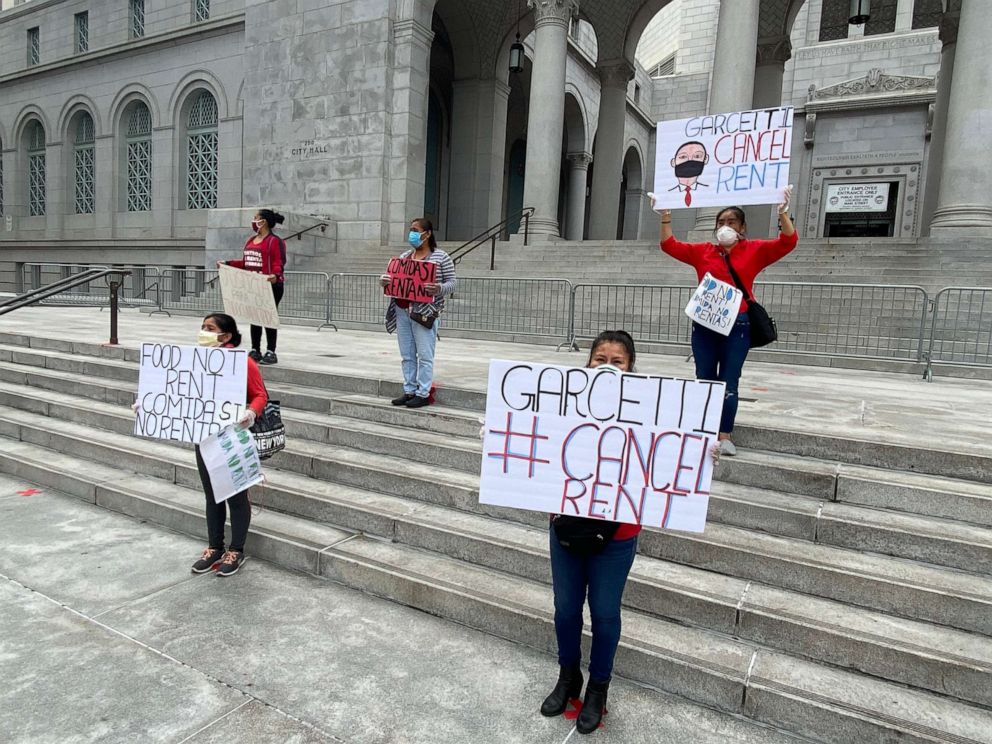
[
  {"xmin": 17, "ymin": 488, "xmax": 42, "ymax": 497},
  {"xmin": 562, "ymin": 698, "xmax": 606, "ymax": 728}
]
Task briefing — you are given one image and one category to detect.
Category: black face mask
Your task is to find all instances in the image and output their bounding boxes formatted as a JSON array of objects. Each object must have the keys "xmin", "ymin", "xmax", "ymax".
[{"xmin": 674, "ymin": 160, "xmax": 705, "ymax": 178}]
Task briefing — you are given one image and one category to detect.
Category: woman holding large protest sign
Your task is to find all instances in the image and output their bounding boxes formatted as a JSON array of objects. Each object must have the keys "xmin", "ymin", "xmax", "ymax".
[
  {"xmin": 219, "ymin": 209, "xmax": 286, "ymax": 366},
  {"xmin": 541, "ymin": 330, "xmax": 640, "ymax": 735},
  {"xmin": 190, "ymin": 313, "xmax": 268, "ymax": 577},
  {"xmin": 380, "ymin": 218, "xmax": 457, "ymax": 409},
  {"xmin": 654, "ymin": 188, "xmax": 796, "ymax": 455}
]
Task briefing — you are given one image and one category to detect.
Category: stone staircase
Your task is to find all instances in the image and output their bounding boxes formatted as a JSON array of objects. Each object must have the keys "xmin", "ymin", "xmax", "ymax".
[{"xmin": 1, "ymin": 332, "xmax": 992, "ymax": 743}]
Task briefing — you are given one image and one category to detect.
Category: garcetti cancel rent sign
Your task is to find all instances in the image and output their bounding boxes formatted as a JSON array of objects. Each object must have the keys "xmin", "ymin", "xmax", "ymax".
[{"xmin": 479, "ymin": 360, "xmax": 724, "ymax": 533}]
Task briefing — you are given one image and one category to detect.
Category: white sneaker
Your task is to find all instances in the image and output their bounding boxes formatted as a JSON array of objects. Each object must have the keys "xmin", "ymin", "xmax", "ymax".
[{"xmin": 719, "ymin": 439, "xmax": 737, "ymax": 456}]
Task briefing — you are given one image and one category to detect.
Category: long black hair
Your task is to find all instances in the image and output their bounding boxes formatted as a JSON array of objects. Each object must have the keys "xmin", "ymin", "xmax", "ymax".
[
  {"xmin": 204, "ymin": 313, "xmax": 242, "ymax": 347},
  {"xmin": 412, "ymin": 217, "xmax": 438, "ymax": 250},
  {"xmin": 587, "ymin": 330, "xmax": 636, "ymax": 370},
  {"xmin": 714, "ymin": 206, "xmax": 747, "ymax": 233},
  {"xmin": 257, "ymin": 209, "xmax": 285, "ymax": 231}
]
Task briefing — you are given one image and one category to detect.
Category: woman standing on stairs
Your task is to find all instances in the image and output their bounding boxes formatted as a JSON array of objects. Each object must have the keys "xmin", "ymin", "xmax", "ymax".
[
  {"xmin": 541, "ymin": 330, "xmax": 641, "ymax": 735},
  {"xmin": 190, "ymin": 313, "xmax": 268, "ymax": 577},
  {"xmin": 218, "ymin": 209, "xmax": 286, "ymax": 365},
  {"xmin": 654, "ymin": 188, "xmax": 797, "ymax": 456},
  {"xmin": 380, "ymin": 217, "xmax": 457, "ymax": 409}
]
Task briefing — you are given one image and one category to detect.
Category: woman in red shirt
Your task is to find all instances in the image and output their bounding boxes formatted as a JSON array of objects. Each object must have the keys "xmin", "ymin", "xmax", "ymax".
[
  {"xmin": 190, "ymin": 313, "xmax": 268, "ymax": 577},
  {"xmin": 657, "ymin": 191, "xmax": 797, "ymax": 455},
  {"xmin": 542, "ymin": 330, "xmax": 641, "ymax": 734},
  {"xmin": 219, "ymin": 209, "xmax": 286, "ymax": 365}
]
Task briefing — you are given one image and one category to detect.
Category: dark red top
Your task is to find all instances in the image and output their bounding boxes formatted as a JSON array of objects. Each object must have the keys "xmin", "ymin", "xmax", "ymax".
[
  {"xmin": 245, "ymin": 356, "xmax": 268, "ymax": 417},
  {"xmin": 227, "ymin": 234, "xmax": 285, "ymax": 284},
  {"xmin": 614, "ymin": 523, "xmax": 641, "ymax": 540},
  {"xmin": 661, "ymin": 232, "xmax": 798, "ymax": 309}
]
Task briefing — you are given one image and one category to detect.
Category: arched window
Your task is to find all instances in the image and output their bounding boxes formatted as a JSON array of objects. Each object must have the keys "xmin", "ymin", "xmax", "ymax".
[
  {"xmin": 185, "ymin": 91, "xmax": 218, "ymax": 210},
  {"xmin": 73, "ymin": 113, "xmax": 95, "ymax": 214},
  {"xmin": 26, "ymin": 120, "xmax": 46, "ymax": 216},
  {"xmin": 125, "ymin": 102, "xmax": 152, "ymax": 211}
]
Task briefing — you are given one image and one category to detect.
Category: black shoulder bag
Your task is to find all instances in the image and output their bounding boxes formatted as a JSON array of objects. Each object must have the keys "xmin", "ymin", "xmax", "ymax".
[
  {"xmin": 552, "ymin": 515, "xmax": 621, "ymax": 556},
  {"xmin": 249, "ymin": 380, "xmax": 286, "ymax": 460},
  {"xmin": 722, "ymin": 254, "xmax": 778, "ymax": 349}
]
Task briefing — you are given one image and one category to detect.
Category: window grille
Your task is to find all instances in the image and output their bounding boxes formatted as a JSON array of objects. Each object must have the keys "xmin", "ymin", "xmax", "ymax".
[
  {"xmin": 126, "ymin": 103, "xmax": 152, "ymax": 212},
  {"xmin": 74, "ymin": 114, "xmax": 95, "ymax": 214},
  {"xmin": 27, "ymin": 121, "xmax": 46, "ymax": 216},
  {"xmin": 865, "ymin": 0, "xmax": 898, "ymax": 36},
  {"xmin": 75, "ymin": 12, "xmax": 89, "ymax": 54},
  {"xmin": 130, "ymin": 0, "xmax": 145, "ymax": 38},
  {"xmin": 193, "ymin": 0, "xmax": 210, "ymax": 23},
  {"xmin": 27, "ymin": 27, "xmax": 40, "ymax": 66},
  {"xmin": 185, "ymin": 92, "xmax": 218, "ymax": 210},
  {"xmin": 912, "ymin": 0, "xmax": 942, "ymax": 29}
]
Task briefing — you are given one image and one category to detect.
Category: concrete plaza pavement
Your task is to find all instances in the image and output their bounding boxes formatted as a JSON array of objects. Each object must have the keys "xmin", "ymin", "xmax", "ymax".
[
  {"xmin": 0, "ymin": 475, "xmax": 806, "ymax": 744},
  {"xmin": 0, "ymin": 305, "xmax": 988, "ymax": 456}
]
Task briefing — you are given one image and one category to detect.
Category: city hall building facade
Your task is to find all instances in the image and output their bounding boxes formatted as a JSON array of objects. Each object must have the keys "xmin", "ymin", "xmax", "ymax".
[{"xmin": 0, "ymin": 0, "xmax": 986, "ymax": 274}]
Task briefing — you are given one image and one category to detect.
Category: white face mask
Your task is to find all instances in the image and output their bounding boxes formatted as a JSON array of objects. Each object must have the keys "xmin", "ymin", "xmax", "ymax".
[
  {"xmin": 197, "ymin": 330, "xmax": 221, "ymax": 347},
  {"xmin": 715, "ymin": 225, "xmax": 739, "ymax": 247}
]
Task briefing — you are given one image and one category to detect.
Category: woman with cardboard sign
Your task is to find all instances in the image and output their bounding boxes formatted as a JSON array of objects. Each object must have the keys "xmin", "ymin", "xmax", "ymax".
[
  {"xmin": 380, "ymin": 217, "xmax": 457, "ymax": 409},
  {"xmin": 652, "ymin": 188, "xmax": 797, "ymax": 456}
]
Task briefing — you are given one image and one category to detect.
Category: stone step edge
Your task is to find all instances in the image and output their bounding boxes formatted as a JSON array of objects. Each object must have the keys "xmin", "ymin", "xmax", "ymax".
[{"xmin": 3, "ymin": 443, "xmax": 990, "ymax": 744}]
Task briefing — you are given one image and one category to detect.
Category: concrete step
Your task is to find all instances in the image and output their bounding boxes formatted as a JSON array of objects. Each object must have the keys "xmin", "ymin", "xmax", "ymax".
[
  {"xmin": 2, "ymin": 439, "xmax": 991, "ymax": 744},
  {"xmin": 4, "ymin": 398, "xmax": 992, "ymax": 638}
]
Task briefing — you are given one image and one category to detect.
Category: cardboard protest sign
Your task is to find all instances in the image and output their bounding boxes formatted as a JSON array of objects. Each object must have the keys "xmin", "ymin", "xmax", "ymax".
[
  {"xmin": 198, "ymin": 425, "xmax": 264, "ymax": 503},
  {"xmin": 133, "ymin": 343, "xmax": 247, "ymax": 444},
  {"xmin": 383, "ymin": 256, "xmax": 437, "ymax": 304},
  {"xmin": 653, "ymin": 106, "xmax": 793, "ymax": 209},
  {"xmin": 219, "ymin": 263, "xmax": 280, "ymax": 329},
  {"xmin": 479, "ymin": 360, "xmax": 725, "ymax": 533},
  {"xmin": 685, "ymin": 273, "xmax": 743, "ymax": 336}
]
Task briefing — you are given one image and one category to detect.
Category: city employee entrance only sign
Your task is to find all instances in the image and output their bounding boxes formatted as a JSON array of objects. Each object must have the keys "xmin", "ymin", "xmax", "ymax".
[
  {"xmin": 478, "ymin": 360, "xmax": 724, "ymax": 533},
  {"xmin": 653, "ymin": 106, "xmax": 793, "ymax": 209}
]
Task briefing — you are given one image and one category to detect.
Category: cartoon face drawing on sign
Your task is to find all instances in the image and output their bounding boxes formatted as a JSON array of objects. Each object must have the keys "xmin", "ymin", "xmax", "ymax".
[{"xmin": 669, "ymin": 141, "xmax": 709, "ymax": 205}]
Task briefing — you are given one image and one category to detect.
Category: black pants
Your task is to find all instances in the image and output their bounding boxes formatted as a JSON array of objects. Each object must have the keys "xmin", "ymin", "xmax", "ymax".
[
  {"xmin": 251, "ymin": 283, "xmax": 284, "ymax": 352},
  {"xmin": 195, "ymin": 445, "xmax": 251, "ymax": 552}
]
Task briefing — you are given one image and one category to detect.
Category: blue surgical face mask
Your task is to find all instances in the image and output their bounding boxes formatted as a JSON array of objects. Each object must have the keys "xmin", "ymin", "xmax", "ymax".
[{"xmin": 408, "ymin": 230, "xmax": 423, "ymax": 248}]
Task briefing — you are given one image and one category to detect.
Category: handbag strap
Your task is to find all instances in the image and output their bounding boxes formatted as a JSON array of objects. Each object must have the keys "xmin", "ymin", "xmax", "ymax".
[{"xmin": 721, "ymin": 253, "xmax": 753, "ymax": 303}]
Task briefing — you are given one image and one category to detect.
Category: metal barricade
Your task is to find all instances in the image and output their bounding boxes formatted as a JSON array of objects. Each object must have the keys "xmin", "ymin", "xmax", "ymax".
[
  {"xmin": 754, "ymin": 282, "xmax": 929, "ymax": 361},
  {"xmin": 925, "ymin": 287, "xmax": 992, "ymax": 378},
  {"xmin": 280, "ymin": 271, "xmax": 333, "ymax": 327},
  {"xmin": 328, "ymin": 273, "xmax": 384, "ymax": 327},
  {"xmin": 158, "ymin": 267, "xmax": 221, "ymax": 315},
  {"xmin": 19, "ymin": 262, "xmax": 163, "ymax": 310},
  {"xmin": 569, "ymin": 284, "xmax": 696, "ymax": 348}
]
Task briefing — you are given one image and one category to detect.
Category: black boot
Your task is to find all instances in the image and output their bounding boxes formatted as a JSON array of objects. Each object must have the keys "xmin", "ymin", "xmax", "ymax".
[
  {"xmin": 540, "ymin": 664, "xmax": 583, "ymax": 717},
  {"xmin": 576, "ymin": 678, "xmax": 609, "ymax": 734}
]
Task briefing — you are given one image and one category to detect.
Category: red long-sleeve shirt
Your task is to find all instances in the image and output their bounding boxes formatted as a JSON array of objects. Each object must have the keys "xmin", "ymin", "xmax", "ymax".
[
  {"xmin": 661, "ymin": 232, "xmax": 798, "ymax": 309},
  {"xmin": 226, "ymin": 234, "xmax": 285, "ymax": 284},
  {"xmin": 245, "ymin": 356, "xmax": 268, "ymax": 417}
]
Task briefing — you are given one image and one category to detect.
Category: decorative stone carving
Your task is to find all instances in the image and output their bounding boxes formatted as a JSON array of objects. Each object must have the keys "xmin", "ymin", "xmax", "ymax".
[
  {"xmin": 528, "ymin": 0, "xmax": 578, "ymax": 29},
  {"xmin": 597, "ymin": 59, "xmax": 635, "ymax": 89},
  {"xmin": 804, "ymin": 113, "xmax": 816, "ymax": 149},
  {"xmin": 794, "ymin": 32, "xmax": 938, "ymax": 61},
  {"xmin": 566, "ymin": 151, "xmax": 593, "ymax": 169},
  {"xmin": 807, "ymin": 69, "xmax": 936, "ymax": 102},
  {"xmin": 756, "ymin": 36, "xmax": 792, "ymax": 65}
]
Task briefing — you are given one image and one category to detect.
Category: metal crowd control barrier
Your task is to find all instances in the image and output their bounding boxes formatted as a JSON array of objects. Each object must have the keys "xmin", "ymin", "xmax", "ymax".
[
  {"xmin": 924, "ymin": 287, "xmax": 992, "ymax": 379},
  {"xmin": 568, "ymin": 284, "xmax": 695, "ymax": 349},
  {"xmin": 328, "ymin": 273, "xmax": 573, "ymax": 342},
  {"xmin": 19, "ymin": 262, "xmax": 163, "ymax": 311}
]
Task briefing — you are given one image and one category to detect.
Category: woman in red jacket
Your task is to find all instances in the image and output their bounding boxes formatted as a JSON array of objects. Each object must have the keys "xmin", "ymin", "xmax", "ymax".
[
  {"xmin": 219, "ymin": 209, "xmax": 286, "ymax": 365},
  {"xmin": 656, "ymin": 189, "xmax": 796, "ymax": 455},
  {"xmin": 190, "ymin": 313, "xmax": 268, "ymax": 577}
]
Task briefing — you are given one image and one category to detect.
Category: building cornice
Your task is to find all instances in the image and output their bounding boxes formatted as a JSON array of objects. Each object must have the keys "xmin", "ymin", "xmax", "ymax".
[{"xmin": 803, "ymin": 68, "xmax": 936, "ymax": 113}]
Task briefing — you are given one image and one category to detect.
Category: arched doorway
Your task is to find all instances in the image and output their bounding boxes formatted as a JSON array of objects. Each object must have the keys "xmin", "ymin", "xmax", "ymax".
[{"xmin": 620, "ymin": 145, "xmax": 644, "ymax": 239}]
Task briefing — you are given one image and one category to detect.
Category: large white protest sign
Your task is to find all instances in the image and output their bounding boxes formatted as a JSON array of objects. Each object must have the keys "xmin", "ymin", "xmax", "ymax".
[
  {"xmin": 479, "ymin": 360, "xmax": 725, "ymax": 533},
  {"xmin": 685, "ymin": 273, "xmax": 743, "ymax": 336},
  {"xmin": 653, "ymin": 106, "xmax": 793, "ymax": 210},
  {"xmin": 198, "ymin": 425, "xmax": 264, "ymax": 503},
  {"xmin": 218, "ymin": 263, "xmax": 280, "ymax": 329},
  {"xmin": 134, "ymin": 343, "xmax": 247, "ymax": 444}
]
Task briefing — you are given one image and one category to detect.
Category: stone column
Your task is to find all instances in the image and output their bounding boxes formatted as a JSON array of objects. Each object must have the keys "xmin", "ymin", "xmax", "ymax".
[
  {"xmin": 929, "ymin": 0, "xmax": 992, "ymax": 236},
  {"xmin": 487, "ymin": 79, "xmax": 512, "ymax": 228},
  {"xmin": 752, "ymin": 37, "xmax": 792, "ymax": 237},
  {"xmin": 522, "ymin": 0, "xmax": 577, "ymax": 237},
  {"xmin": 691, "ymin": 0, "xmax": 760, "ymax": 235},
  {"xmin": 565, "ymin": 151, "xmax": 591, "ymax": 240},
  {"xmin": 45, "ymin": 143, "xmax": 64, "ymax": 239},
  {"xmin": 587, "ymin": 60, "xmax": 635, "ymax": 240},
  {"xmin": 920, "ymin": 9, "xmax": 957, "ymax": 234},
  {"xmin": 94, "ymin": 134, "xmax": 114, "ymax": 239}
]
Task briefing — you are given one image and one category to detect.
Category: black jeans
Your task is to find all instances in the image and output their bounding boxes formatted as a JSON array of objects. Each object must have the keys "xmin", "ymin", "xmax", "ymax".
[
  {"xmin": 250, "ymin": 283, "xmax": 284, "ymax": 352},
  {"xmin": 195, "ymin": 445, "xmax": 251, "ymax": 552}
]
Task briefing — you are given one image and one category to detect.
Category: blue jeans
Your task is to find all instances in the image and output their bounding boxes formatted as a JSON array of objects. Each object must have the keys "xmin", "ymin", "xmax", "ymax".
[
  {"xmin": 691, "ymin": 311, "xmax": 750, "ymax": 434},
  {"xmin": 394, "ymin": 308, "xmax": 437, "ymax": 398},
  {"xmin": 549, "ymin": 529, "xmax": 637, "ymax": 683}
]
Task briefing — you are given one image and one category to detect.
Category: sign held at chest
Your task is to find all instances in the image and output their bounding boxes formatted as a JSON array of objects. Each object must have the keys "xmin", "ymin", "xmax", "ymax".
[{"xmin": 384, "ymin": 257, "xmax": 437, "ymax": 304}]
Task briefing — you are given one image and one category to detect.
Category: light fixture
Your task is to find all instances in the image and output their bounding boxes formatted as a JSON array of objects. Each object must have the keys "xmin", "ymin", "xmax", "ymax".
[
  {"xmin": 849, "ymin": 0, "xmax": 870, "ymax": 25},
  {"xmin": 509, "ymin": 0, "xmax": 524, "ymax": 74}
]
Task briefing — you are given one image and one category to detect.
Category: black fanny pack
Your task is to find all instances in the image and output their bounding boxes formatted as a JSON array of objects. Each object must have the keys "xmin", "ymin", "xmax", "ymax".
[{"xmin": 552, "ymin": 515, "xmax": 621, "ymax": 556}]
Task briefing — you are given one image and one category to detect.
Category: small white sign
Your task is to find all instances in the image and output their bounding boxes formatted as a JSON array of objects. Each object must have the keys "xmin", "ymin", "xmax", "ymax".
[
  {"xmin": 198, "ymin": 425, "xmax": 264, "ymax": 503},
  {"xmin": 825, "ymin": 183, "xmax": 890, "ymax": 213},
  {"xmin": 479, "ymin": 360, "xmax": 725, "ymax": 533},
  {"xmin": 685, "ymin": 273, "xmax": 743, "ymax": 336},
  {"xmin": 219, "ymin": 264, "xmax": 281, "ymax": 329}
]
